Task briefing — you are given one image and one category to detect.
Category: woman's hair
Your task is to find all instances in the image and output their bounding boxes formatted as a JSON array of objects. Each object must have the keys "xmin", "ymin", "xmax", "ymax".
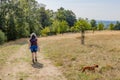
[{"xmin": 30, "ymin": 33, "xmax": 37, "ymax": 39}]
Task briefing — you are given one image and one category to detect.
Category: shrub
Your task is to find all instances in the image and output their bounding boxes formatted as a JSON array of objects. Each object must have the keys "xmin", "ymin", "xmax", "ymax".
[
  {"xmin": 70, "ymin": 26, "xmax": 79, "ymax": 32},
  {"xmin": 41, "ymin": 27, "xmax": 50, "ymax": 36},
  {"xmin": 0, "ymin": 30, "xmax": 6, "ymax": 44},
  {"xmin": 51, "ymin": 20, "xmax": 69, "ymax": 34}
]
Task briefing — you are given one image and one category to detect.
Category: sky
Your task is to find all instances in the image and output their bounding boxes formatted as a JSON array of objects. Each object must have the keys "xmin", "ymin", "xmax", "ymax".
[{"xmin": 36, "ymin": 0, "xmax": 120, "ymax": 21}]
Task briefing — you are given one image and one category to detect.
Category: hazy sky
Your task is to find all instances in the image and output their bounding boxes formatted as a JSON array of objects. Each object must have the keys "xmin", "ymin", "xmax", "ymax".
[{"xmin": 36, "ymin": 0, "xmax": 120, "ymax": 21}]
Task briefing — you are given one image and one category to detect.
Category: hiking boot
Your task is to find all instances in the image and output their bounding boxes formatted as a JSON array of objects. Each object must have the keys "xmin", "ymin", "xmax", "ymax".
[
  {"xmin": 35, "ymin": 58, "xmax": 37, "ymax": 62},
  {"xmin": 32, "ymin": 59, "xmax": 35, "ymax": 64}
]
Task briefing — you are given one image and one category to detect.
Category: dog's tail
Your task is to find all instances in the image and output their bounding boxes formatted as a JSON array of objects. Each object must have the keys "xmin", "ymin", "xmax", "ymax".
[
  {"xmin": 82, "ymin": 68, "xmax": 85, "ymax": 72},
  {"xmin": 79, "ymin": 67, "xmax": 85, "ymax": 72}
]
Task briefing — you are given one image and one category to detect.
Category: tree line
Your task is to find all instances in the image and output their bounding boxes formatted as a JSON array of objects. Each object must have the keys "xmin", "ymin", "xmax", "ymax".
[{"xmin": 0, "ymin": 0, "xmax": 120, "ymax": 44}]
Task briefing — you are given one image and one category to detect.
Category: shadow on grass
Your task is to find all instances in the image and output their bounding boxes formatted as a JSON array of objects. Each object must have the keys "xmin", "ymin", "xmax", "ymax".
[
  {"xmin": 87, "ymin": 44, "xmax": 102, "ymax": 48},
  {"xmin": 31, "ymin": 62, "xmax": 43, "ymax": 69},
  {"xmin": 1, "ymin": 38, "xmax": 28, "ymax": 47},
  {"xmin": 11, "ymin": 38, "xmax": 28, "ymax": 45}
]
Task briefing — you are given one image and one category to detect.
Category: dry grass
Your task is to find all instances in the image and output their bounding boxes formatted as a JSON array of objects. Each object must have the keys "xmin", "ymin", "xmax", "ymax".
[
  {"xmin": 40, "ymin": 31, "xmax": 120, "ymax": 80},
  {"xmin": 0, "ymin": 38, "xmax": 28, "ymax": 67}
]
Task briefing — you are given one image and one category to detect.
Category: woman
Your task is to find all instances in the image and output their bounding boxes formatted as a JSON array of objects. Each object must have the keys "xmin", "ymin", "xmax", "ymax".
[{"xmin": 29, "ymin": 33, "xmax": 39, "ymax": 64}]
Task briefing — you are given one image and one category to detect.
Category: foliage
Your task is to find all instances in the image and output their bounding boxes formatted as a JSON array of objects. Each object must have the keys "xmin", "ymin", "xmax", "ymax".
[
  {"xmin": 90, "ymin": 19, "xmax": 97, "ymax": 28},
  {"xmin": 70, "ymin": 26, "xmax": 79, "ymax": 32},
  {"xmin": 97, "ymin": 22, "xmax": 104, "ymax": 30},
  {"xmin": 50, "ymin": 20, "xmax": 60, "ymax": 34},
  {"xmin": 56, "ymin": 7, "xmax": 76, "ymax": 27},
  {"xmin": 90, "ymin": 19, "xmax": 97, "ymax": 33},
  {"xmin": 41, "ymin": 27, "xmax": 50, "ymax": 36},
  {"xmin": 74, "ymin": 18, "xmax": 91, "ymax": 31},
  {"xmin": 51, "ymin": 20, "xmax": 69, "ymax": 34},
  {"xmin": 109, "ymin": 23, "xmax": 114, "ymax": 30},
  {"xmin": 2, "ymin": 0, "xmax": 119, "ymax": 42},
  {"xmin": 38, "ymin": 7, "xmax": 52, "ymax": 28},
  {"xmin": 56, "ymin": 7, "xmax": 66, "ymax": 21},
  {"xmin": 0, "ymin": 0, "xmax": 43, "ymax": 41},
  {"xmin": 0, "ymin": 0, "xmax": 77, "ymax": 41},
  {"xmin": 65, "ymin": 10, "xmax": 77, "ymax": 27},
  {"xmin": 60, "ymin": 20, "xmax": 69, "ymax": 33},
  {"xmin": 0, "ymin": 30, "xmax": 6, "ymax": 44},
  {"xmin": 114, "ymin": 21, "xmax": 120, "ymax": 30}
]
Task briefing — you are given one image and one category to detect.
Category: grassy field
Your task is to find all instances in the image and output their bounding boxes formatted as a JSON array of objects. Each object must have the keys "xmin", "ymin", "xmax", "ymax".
[
  {"xmin": 0, "ymin": 31, "xmax": 120, "ymax": 80},
  {"xmin": 0, "ymin": 39, "xmax": 32, "ymax": 80},
  {"xmin": 40, "ymin": 31, "xmax": 120, "ymax": 80},
  {"xmin": 0, "ymin": 39, "xmax": 28, "ymax": 68}
]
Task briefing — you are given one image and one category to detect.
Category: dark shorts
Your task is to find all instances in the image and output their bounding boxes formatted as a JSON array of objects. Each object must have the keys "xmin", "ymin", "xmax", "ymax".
[{"xmin": 30, "ymin": 45, "xmax": 38, "ymax": 53}]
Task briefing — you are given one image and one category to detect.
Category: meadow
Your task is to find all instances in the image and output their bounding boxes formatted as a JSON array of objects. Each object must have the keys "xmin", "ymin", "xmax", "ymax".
[
  {"xmin": 0, "ymin": 39, "xmax": 27, "ymax": 66},
  {"xmin": 0, "ymin": 31, "xmax": 120, "ymax": 80},
  {"xmin": 40, "ymin": 31, "xmax": 120, "ymax": 80}
]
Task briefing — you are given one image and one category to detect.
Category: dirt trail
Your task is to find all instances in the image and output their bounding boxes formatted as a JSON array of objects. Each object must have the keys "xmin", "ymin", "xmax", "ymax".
[{"xmin": 0, "ymin": 44, "xmax": 66, "ymax": 80}]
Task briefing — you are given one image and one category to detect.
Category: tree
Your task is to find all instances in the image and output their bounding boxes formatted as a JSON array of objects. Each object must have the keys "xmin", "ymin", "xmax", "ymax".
[
  {"xmin": 90, "ymin": 19, "xmax": 97, "ymax": 33},
  {"xmin": 6, "ymin": 14, "xmax": 18, "ymax": 40},
  {"xmin": 65, "ymin": 10, "xmax": 76, "ymax": 27},
  {"xmin": 56, "ymin": 7, "xmax": 66, "ymax": 21},
  {"xmin": 41, "ymin": 27, "xmax": 50, "ymax": 36},
  {"xmin": 0, "ymin": 0, "xmax": 9, "ymax": 32},
  {"xmin": 18, "ymin": 0, "xmax": 42, "ymax": 35},
  {"xmin": 60, "ymin": 20, "xmax": 69, "ymax": 34},
  {"xmin": 109, "ymin": 23, "xmax": 114, "ymax": 30},
  {"xmin": 97, "ymin": 22, "xmax": 104, "ymax": 30},
  {"xmin": 0, "ymin": 0, "xmax": 42, "ymax": 40},
  {"xmin": 6, "ymin": 0, "xmax": 33, "ymax": 40},
  {"xmin": 75, "ymin": 18, "xmax": 90, "ymax": 45},
  {"xmin": 114, "ymin": 21, "xmax": 120, "ymax": 30},
  {"xmin": 46, "ymin": 9, "xmax": 54, "ymax": 24},
  {"xmin": 51, "ymin": 20, "xmax": 60, "ymax": 34},
  {"xmin": 38, "ymin": 7, "xmax": 51, "ymax": 28},
  {"xmin": 0, "ymin": 30, "xmax": 6, "ymax": 44},
  {"xmin": 51, "ymin": 20, "xmax": 69, "ymax": 34},
  {"xmin": 56, "ymin": 7, "xmax": 76, "ymax": 27}
]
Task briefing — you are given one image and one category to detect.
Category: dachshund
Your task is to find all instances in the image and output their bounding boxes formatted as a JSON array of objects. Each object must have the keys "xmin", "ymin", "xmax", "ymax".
[{"xmin": 82, "ymin": 64, "xmax": 98, "ymax": 72}]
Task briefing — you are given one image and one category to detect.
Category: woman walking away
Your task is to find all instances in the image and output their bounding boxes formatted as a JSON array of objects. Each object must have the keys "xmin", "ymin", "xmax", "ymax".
[{"xmin": 29, "ymin": 33, "xmax": 39, "ymax": 64}]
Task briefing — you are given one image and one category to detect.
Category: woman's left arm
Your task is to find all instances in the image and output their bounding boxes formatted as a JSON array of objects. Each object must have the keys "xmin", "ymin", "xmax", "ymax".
[{"xmin": 37, "ymin": 39, "xmax": 40, "ymax": 52}]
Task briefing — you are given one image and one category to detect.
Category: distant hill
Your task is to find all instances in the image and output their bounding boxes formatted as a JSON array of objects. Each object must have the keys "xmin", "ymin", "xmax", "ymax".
[{"xmin": 96, "ymin": 20, "xmax": 117, "ymax": 28}]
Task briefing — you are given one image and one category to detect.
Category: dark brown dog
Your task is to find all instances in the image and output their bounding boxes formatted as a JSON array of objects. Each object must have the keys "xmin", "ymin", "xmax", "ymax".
[{"xmin": 82, "ymin": 65, "xmax": 98, "ymax": 72}]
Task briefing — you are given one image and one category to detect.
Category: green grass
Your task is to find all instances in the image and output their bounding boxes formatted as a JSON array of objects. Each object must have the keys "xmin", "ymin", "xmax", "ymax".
[{"xmin": 40, "ymin": 31, "xmax": 120, "ymax": 80}]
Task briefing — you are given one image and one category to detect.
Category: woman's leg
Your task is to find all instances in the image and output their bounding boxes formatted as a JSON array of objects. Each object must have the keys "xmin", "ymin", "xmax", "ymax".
[
  {"xmin": 35, "ymin": 52, "xmax": 37, "ymax": 62},
  {"xmin": 32, "ymin": 53, "xmax": 35, "ymax": 63}
]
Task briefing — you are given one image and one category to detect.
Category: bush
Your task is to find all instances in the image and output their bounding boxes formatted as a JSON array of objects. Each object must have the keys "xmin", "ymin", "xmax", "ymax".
[
  {"xmin": 41, "ymin": 27, "xmax": 50, "ymax": 36},
  {"xmin": 70, "ymin": 26, "xmax": 79, "ymax": 32},
  {"xmin": 51, "ymin": 20, "xmax": 69, "ymax": 34},
  {"xmin": 0, "ymin": 30, "xmax": 6, "ymax": 44}
]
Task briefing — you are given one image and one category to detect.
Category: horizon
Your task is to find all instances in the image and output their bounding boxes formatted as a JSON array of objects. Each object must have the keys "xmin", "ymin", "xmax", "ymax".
[{"xmin": 36, "ymin": 0, "xmax": 120, "ymax": 21}]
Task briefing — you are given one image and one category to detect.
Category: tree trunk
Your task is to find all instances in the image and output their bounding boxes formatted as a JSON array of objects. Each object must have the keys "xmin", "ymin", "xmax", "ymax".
[
  {"xmin": 81, "ymin": 30, "xmax": 85, "ymax": 45},
  {"xmin": 93, "ymin": 29, "xmax": 94, "ymax": 33},
  {"xmin": 92, "ymin": 27, "xmax": 95, "ymax": 33}
]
